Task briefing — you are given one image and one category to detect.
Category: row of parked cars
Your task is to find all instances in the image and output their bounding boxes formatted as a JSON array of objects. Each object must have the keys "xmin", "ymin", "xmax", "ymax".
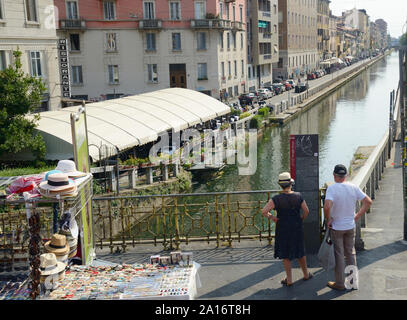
[{"xmin": 238, "ymin": 79, "xmax": 298, "ymax": 106}]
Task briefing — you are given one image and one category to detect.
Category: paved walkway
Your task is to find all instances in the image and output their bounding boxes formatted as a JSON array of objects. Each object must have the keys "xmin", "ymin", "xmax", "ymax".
[{"xmin": 95, "ymin": 143, "xmax": 407, "ymax": 300}]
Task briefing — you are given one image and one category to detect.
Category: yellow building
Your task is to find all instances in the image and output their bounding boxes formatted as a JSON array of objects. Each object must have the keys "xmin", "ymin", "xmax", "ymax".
[{"xmin": 317, "ymin": 0, "xmax": 330, "ymax": 61}]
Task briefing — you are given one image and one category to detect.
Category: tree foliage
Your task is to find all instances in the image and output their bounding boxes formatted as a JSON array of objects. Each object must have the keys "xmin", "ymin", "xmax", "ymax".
[
  {"xmin": 0, "ymin": 50, "xmax": 46, "ymax": 163},
  {"xmin": 400, "ymin": 33, "xmax": 407, "ymax": 46}
]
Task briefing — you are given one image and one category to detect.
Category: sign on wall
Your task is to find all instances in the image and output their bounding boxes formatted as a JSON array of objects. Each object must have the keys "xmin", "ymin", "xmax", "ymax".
[{"xmin": 58, "ymin": 39, "xmax": 71, "ymax": 99}]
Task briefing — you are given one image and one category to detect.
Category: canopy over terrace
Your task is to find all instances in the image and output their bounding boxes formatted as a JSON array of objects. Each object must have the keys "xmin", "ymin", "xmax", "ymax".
[{"xmin": 28, "ymin": 88, "xmax": 231, "ymax": 161}]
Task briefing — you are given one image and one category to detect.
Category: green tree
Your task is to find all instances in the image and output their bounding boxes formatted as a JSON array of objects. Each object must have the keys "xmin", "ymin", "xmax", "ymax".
[{"xmin": 0, "ymin": 50, "xmax": 46, "ymax": 164}]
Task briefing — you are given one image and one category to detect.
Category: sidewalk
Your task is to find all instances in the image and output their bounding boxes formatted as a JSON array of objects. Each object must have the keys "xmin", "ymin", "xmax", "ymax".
[{"xmin": 95, "ymin": 144, "xmax": 407, "ymax": 300}]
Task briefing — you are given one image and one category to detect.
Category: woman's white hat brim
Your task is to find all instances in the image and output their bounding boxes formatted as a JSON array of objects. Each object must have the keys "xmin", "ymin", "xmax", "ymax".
[{"xmin": 40, "ymin": 260, "xmax": 66, "ymax": 276}]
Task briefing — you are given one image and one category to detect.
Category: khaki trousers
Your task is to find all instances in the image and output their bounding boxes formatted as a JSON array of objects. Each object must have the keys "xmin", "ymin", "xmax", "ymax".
[{"xmin": 331, "ymin": 228, "xmax": 356, "ymax": 287}]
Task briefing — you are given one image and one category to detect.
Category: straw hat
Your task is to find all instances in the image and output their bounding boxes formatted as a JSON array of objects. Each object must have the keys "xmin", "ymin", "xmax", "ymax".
[
  {"xmin": 56, "ymin": 160, "xmax": 87, "ymax": 179},
  {"xmin": 44, "ymin": 234, "xmax": 70, "ymax": 256},
  {"xmin": 39, "ymin": 253, "xmax": 66, "ymax": 276},
  {"xmin": 39, "ymin": 173, "xmax": 77, "ymax": 193},
  {"xmin": 278, "ymin": 172, "xmax": 294, "ymax": 184}
]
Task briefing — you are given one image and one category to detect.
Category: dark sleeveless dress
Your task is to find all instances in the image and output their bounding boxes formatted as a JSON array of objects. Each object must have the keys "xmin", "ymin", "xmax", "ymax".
[{"xmin": 272, "ymin": 192, "xmax": 305, "ymax": 260}]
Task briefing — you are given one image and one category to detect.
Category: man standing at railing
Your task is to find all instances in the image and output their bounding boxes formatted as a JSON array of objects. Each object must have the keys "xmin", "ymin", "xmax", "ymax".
[{"xmin": 323, "ymin": 164, "xmax": 372, "ymax": 291}]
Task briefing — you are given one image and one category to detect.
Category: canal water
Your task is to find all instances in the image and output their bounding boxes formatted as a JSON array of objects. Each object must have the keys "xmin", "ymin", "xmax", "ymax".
[{"xmin": 192, "ymin": 51, "xmax": 400, "ymax": 193}]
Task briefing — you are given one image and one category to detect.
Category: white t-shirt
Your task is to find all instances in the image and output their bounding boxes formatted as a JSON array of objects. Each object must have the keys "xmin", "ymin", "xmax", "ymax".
[{"xmin": 325, "ymin": 181, "xmax": 367, "ymax": 230}]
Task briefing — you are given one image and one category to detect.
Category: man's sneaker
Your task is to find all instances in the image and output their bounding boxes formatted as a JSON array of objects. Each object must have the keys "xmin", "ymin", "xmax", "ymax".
[{"xmin": 327, "ymin": 281, "xmax": 346, "ymax": 291}]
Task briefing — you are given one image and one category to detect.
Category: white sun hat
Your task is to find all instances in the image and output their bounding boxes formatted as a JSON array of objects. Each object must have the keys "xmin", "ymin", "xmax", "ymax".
[{"xmin": 55, "ymin": 160, "xmax": 87, "ymax": 178}]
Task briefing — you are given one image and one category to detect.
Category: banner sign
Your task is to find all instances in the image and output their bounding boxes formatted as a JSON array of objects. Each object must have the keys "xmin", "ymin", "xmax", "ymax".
[
  {"xmin": 58, "ymin": 39, "xmax": 71, "ymax": 99},
  {"xmin": 290, "ymin": 134, "xmax": 320, "ymax": 254},
  {"xmin": 71, "ymin": 105, "xmax": 94, "ymax": 265}
]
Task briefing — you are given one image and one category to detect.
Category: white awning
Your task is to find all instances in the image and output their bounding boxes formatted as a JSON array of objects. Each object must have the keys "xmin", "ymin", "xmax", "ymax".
[{"xmin": 28, "ymin": 88, "xmax": 230, "ymax": 161}]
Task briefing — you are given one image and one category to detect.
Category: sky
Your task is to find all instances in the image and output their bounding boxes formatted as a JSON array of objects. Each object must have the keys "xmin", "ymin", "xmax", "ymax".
[{"xmin": 329, "ymin": 0, "xmax": 407, "ymax": 38}]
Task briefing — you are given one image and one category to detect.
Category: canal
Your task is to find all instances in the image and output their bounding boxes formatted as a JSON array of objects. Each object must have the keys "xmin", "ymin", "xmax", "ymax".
[{"xmin": 192, "ymin": 51, "xmax": 400, "ymax": 193}]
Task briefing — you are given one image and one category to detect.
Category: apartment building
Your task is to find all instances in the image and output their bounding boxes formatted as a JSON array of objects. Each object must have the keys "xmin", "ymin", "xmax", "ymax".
[
  {"xmin": 317, "ymin": 0, "xmax": 330, "ymax": 60},
  {"xmin": 0, "ymin": 0, "xmax": 61, "ymax": 111},
  {"xmin": 274, "ymin": 0, "xmax": 318, "ymax": 79},
  {"xmin": 54, "ymin": 0, "xmax": 247, "ymax": 101},
  {"xmin": 342, "ymin": 8, "xmax": 370, "ymax": 57},
  {"xmin": 246, "ymin": 0, "xmax": 278, "ymax": 90},
  {"xmin": 328, "ymin": 13, "xmax": 339, "ymax": 58},
  {"xmin": 375, "ymin": 19, "xmax": 388, "ymax": 48}
]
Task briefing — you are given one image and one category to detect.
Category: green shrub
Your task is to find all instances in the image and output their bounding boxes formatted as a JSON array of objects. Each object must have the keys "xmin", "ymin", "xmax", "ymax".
[
  {"xmin": 249, "ymin": 115, "xmax": 264, "ymax": 129},
  {"xmin": 258, "ymin": 107, "xmax": 269, "ymax": 118},
  {"xmin": 240, "ymin": 112, "xmax": 251, "ymax": 119}
]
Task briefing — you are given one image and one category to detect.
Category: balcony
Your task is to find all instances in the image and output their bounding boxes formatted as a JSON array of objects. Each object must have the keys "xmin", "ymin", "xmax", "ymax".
[
  {"xmin": 263, "ymin": 54, "xmax": 272, "ymax": 60},
  {"xmin": 190, "ymin": 19, "xmax": 231, "ymax": 29},
  {"xmin": 225, "ymin": 0, "xmax": 236, "ymax": 2},
  {"xmin": 260, "ymin": 11, "xmax": 271, "ymax": 18},
  {"xmin": 139, "ymin": 19, "xmax": 162, "ymax": 29},
  {"xmin": 59, "ymin": 19, "xmax": 86, "ymax": 29},
  {"xmin": 231, "ymin": 21, "xmax": 244, "ymax": 31},
  {"xmin": 261, "ymin": 32, "xmax": 272, "ymax": 39}
]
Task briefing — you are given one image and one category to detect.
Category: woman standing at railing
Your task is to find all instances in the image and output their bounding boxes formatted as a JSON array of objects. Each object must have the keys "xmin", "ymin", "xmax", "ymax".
[{"xmin": 262, "ymin": 172, "xmax": 312, "ymax": 286}]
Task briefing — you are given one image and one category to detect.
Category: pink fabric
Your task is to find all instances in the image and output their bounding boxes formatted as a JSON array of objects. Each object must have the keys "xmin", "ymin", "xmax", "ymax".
[{"xmin": 6, "ymin": 175, "xmax": 44, "ymax": 199}]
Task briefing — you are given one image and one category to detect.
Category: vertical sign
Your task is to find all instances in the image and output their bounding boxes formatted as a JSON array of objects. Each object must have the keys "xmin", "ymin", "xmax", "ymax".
[
  {"xmin": 290, "ymin": 134, "xmax": 320, "ymax": 254},
  {"xmin": 71, "ymin": 104, "xmax": 94, "ymax": 265},
  {"xmin": 58, "ymin": 39, "xmax": 71, "ymax": 99}
]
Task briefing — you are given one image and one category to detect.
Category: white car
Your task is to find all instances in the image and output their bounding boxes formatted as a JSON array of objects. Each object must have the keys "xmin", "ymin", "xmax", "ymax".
[{"xmin": 257, "ymin": 88, "xmax": 273, "ymax": 100}]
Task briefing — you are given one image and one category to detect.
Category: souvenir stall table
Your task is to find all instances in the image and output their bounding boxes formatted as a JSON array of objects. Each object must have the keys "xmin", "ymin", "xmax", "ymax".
[{"xmin": 40, "ymin": 259, "xmax": 201, "ymax": 300}]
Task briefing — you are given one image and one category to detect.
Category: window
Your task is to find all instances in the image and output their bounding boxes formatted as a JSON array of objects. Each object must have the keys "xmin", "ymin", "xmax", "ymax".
[
  {"xmin": 240, "ymin": 33, "xmax": 243, "ymax": 49},
  {"xmin": 219, "ymin": 2, "xmax": 223, "ymax": 18},
  {"xmin": 169, "ymin": 2, "xmax": 180, "ymax": 20},
  {"xmin": 228, "ymin": 61, "xmax": 231, "ymax": 77},
  {"xmin": 227, "ymin": 32, "xmax": 230, "ymax": 49},
  {"xmin": 103, "ymin": 0, "xmax": 116, "ymax": 20},
  {"xmin": 71, "ymin": 65, "xmax": 83, "ymax": 84},
  {"xmin": 194, "ymin": 1, "xmax": 205, "ymax": 19},
  {"xmin": 219, "ymin": 32, "xmax": 224, "ymax": 49},
  {"xmin": 106, "ymin": 33, "xmax": 117, "ymax": 51},
  {"xmin": 241, "ymin": 60, "xmax": 244, "ymax": 75},
  {"xmin": 239, "ymin": 6, "xmax": 243, "ymax": 22},
  {"xmin": 232, "ymin": 5, "xmax": 235, "ymax": 21},
  {"xmin": 0, "ymin": 0, "xmax": 3, "ymax": 20},
  {"xmin": 197, "ymin": 32, "xmax": 206, "ymax": 50},
  {"xmin": 144, "ymin": 1, "xmax": 155, "ymax": 19},
  {"xmin": 221, "ymin": 62, "xmax": 225, "ymax": 78},
  {"xmin": 172, "ymin": 33, "xmax": 181, "ymax": 50},
  {"xmin": 234, "ymin": 85, "xmax": 238, "ymax": 96},
  {"xmin": 225, "ymin": 4, "xmax": 229, "ymax": 20},
  {"xmin": 0, "ymin": 51, "xmax": 6, "ymax": 71},
  {"xmin": 70, "ymin": 34, "xmax": 80, "ymax": 51},
  {"xmin": 30, "ymin": 51, "xmax": 42, "ymax": 77},
  {"xmin": 197, "ymin": 63, "xmax": 207, "ymax": 80},
  {"xmin": 108, "ymin": 65, "xmax": 119, "ymax": 84},
  {"xmin": 233, "ymin": 32, "xmax": 236, "ymax": 50},
  {"xmin": 146, "ymin": 33, "xmax": 156, "ymax": 51},
  {"xmin": 66, "ymin": 1, "xmax": 78, "ymax": 20},
  {"xmin": 234, "ymin": 60, "xmax": 237, "ymax": 77},
  {"xmin": 147, "ymin": 64, "xmax": 158, "ymax": 82},
  {"xmin": 25, "ymin": 0, "xmax": 38, "ymax": 22}
]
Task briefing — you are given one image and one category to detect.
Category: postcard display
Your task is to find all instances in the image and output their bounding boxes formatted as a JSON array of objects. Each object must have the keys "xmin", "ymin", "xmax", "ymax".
[
  {"xmin": 0, "ymin": 174, "xmax": 93, "ymax": 300},
  {"xmin": 40, "ymin": 253, "xmax": 201, "ymax": 300}
]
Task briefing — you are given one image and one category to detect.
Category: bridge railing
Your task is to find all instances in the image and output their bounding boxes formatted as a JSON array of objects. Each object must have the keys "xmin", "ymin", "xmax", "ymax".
[{"xmin": 92, "ymin": 190, "xmax": 281, "ymax": 252}]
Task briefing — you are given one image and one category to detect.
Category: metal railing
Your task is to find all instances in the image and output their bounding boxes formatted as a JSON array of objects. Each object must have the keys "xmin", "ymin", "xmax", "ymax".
[{"xmin": 91, "ymin": 190, "xmax": 281, "ymax": 252}]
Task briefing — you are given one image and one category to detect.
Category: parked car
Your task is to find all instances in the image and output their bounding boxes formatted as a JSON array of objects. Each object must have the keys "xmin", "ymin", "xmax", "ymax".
[
  {"xmin": 273, "ymin": 77, "xmax": 284, "ymax": 84},
  {"xmin": 272, "ymin": 83, "xmax": 285, "ymax": 95},
  {"xmin": 238, "ymin": 92, "xmax": 256, "ymax": 106},
  {"xmin": 295, "ymin": 82, "xmax": 309, "ymax": 93},
  {"xmin": 257, "ymin": 88, "xmax": 273, "ymax": 100},
  {"xmin": 286, "ymin": 79, "xmax": 296, "ymax": 87},
  {"xmin": 307, "ymin": 73, "xmax": 316, "ymax": 80}
]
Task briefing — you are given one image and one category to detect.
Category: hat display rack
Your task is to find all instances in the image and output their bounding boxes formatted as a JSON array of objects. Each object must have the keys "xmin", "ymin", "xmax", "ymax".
[{"xmin": 1, "ymin": 171, "xmax": 93, "ymax": 300}]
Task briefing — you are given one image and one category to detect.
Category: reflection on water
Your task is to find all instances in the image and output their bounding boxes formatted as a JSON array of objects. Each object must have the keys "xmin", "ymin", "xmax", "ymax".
[{"xmin": 193, "ymin": 52, "xmax": 399, "ymax": 193}]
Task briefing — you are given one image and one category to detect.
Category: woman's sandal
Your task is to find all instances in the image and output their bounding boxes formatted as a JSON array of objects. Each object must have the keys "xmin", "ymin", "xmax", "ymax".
[
  {"xmin": 281, "ymin": 279, "xmax": 293, "ymax": 286},
  {"xmin": 303, "ymin": 272, "xmax": 313, "ymax": 281}
]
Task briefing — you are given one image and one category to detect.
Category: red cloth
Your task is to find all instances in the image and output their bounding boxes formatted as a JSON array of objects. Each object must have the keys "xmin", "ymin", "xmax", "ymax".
[{"xmin": 6, "ymin": 175, "xmax": 44, "ymax": 199}]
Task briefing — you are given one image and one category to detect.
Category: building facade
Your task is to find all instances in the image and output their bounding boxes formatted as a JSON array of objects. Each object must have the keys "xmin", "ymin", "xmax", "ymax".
[
  {"xmin": 342, "ymin": 8, "xmax": 370, "ymax": 57},
  {"xmin": 54, "ymin": 0, "xmax": 247, "ymax": 101},
  {"xmin": 0, "ymin": 0, "xmax": 62, "ymax": 111},
  {"xmin": 246, "ymin": 0, "xmax": 279, "ymax": 90},
  {"xmin": 274, "ymin": 0, "xmax": 318, "ymax": 80},
  {"xmin": 375, "ymin": 18, "xmax": 388, "ymax": 48},
  {"xmin": 317, "ymin": 0, "xmax": 330, "ymax": 60}
]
